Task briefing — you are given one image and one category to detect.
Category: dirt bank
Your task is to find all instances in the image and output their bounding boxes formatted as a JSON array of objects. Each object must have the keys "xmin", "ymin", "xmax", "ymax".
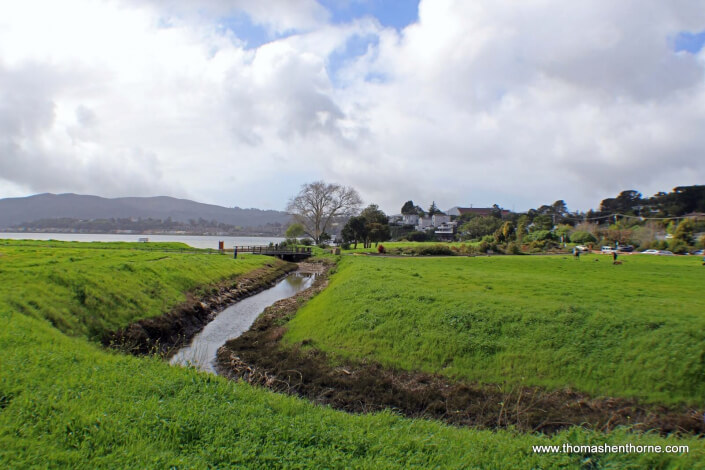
[
  {"xmin": 216, "ymin": 262, "xmax": 704, "ymax": 436},
  {"xmin": 103, "ymin": 259, "xmax": 298, "ymax": 356}
]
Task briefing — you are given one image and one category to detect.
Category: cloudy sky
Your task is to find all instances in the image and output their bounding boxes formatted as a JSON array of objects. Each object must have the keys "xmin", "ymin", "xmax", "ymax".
[{"xmin": 1, "ymin": 0, "xmax": 704, "ymax": 213}]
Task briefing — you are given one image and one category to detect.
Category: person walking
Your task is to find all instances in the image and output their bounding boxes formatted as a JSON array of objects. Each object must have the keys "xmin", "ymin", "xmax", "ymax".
[{"xmin": 613, "ymin": 250, "xmax": 618, "ymax": 263}]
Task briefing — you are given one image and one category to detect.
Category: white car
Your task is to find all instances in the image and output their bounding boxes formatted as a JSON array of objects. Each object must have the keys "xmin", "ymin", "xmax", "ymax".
[
  {"xmin": 575, "ymin": 245, "xmax": 590, "ymax": 253},
  {"xmin": 601, "ymin": 246, "xmax": 616, "ymax": 253},
  {"xmin": 641, "ymin": 249, "xmax": 674, "ymax": 256}
]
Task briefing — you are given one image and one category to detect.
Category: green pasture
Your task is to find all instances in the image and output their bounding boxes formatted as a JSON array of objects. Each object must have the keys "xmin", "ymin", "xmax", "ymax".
[
  {"xmin": 341, "ymin": 240, "xmax": 471, "ymax": 254},
  {"xmin": 285, "ymin": 253, "xmax": 705, "ymax": 405},
  {"xmin": 1, "ymin": 241, "xmax": 703, "ymax": 468},
  {"xmin": 0, "ymin": 239, "xmax": 272, "ymax": 338},
  {"xmin": 4, "ymin": 314, "xmax": 701, "ymax": 468}
]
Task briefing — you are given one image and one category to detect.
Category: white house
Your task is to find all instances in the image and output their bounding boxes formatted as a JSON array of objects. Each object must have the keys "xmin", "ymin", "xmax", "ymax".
[
  {"xmin": 432, "ymin": 214, "xmax": 450, "ymax": 226},
  {"xmin": 415, "ymin": 217, "xmax": 434, "ymax": 231},
  {"xmin": 434, "ymin": 222, "xmax": 456, "ymax": 240},
  {"xmin": 402, "ymin": 213, "xmax": 419, "ymax": 226},
  {"xmin": 388, "ymin": 214, "xmax": 403, "ymax": 226}
]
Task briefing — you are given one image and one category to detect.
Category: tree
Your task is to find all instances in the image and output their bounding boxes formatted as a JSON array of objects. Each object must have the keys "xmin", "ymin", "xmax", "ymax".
[
  {"xmin": 287, "ymin": 181, "xmax": 362, "ymax": 244},
  {"xmin": 570, "ymin": 231, "xmax": 597, "ymax": 244},
  {"xmin": 552, "ymin": 200, "xmax": 568, "ymax": 215},
  {"xmin": 673, "ymin": 219, "xmax": 695, "ymax": 244},
  {"xmin": 554, "ymin": 224, "xmax": 572, "ymax": 241},
  {"xmin": 460, "ymin": 216, "xmax": 502, "ymax": 240},
  {"xmin": 428, "ymin": 201, "xmax": 442, "ymax": 216},
  {"xmin": 516, "ymin": 215, "xmax": 529, "ymax": 243},
  {"xmin": 368, "ymin": 222, "xmax": 391, "ymax": 247},
  {"xmin": 341, "ymin": 216, "xmax": 367, "ymax": 249},
  {"xmin": 285, "ymin": 223, "xmax": 305, "ymax": 242},
  {"xmin": 531, "ymin": 214, "xmax": 554, "ymax": 232},
  {"xmin": 401, "ymin": 200, "xmax": 416, "ymax": 215},
  {"xmin": 360, "ymin": 204, "xmax": 390, "ymax": 248},
  {"xmin": 494, "ymin": 221, "xmax": 515, "ymax": 243},
  {"xmin": 490, "ymin": 204, "xmax": 503, "ymax": 219}
]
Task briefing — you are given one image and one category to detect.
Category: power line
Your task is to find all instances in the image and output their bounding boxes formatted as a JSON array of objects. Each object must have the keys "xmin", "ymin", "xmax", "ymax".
[{"xmin": 552, "ymin": 213, "xmax": 700, "ymax": 223}]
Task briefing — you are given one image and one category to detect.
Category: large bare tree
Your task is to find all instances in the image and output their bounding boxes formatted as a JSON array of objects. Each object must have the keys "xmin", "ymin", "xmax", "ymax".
[{"xmin": 287, "ymin": 181, "xmax": 362, "ymax": 243}]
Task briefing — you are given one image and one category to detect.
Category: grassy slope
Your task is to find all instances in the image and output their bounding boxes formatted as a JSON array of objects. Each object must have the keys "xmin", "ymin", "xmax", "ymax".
[
  {"xmin": 3, "ymin": 306, "xmax": 703, "ymax": 468},
  {"xmin": 0, "ymin": 241, "xmax": 271, "ymax": 339},
  {"xmin": 285, "ymin": 254, "xmax": 705, "ymax": 405},
  {"xmin": 1, "ymin": 242, "xmax": 702, "ymax": 468}
]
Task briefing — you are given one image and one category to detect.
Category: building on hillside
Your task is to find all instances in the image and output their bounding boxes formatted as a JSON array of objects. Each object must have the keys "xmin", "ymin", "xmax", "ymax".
[
  {"xmin": 434, "ymin": 222, "xmax": 456, "ymax": 240},
  {"xmin": 402, "ymin": 213, "xmax": 420, "ymax": 226},
  {"xmin": 388, "ymin": 214, "xmax": 403, "ymax": 226},
  {"xmin": 447, "ymin": 206, "xmax": 511, "ymax": 218},
  {"xmin": 415, "ymin": 217, "xmax": 434, "ymax": 231},
  {"xmin": 432, "ymin": 214, "xmax": 450, "ymax": 226}
]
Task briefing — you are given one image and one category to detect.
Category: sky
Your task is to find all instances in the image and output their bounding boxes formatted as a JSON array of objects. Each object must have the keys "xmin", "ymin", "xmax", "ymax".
[{"xmin": 1, "ymin": 0, "xmax": 704, "ymax": 214}]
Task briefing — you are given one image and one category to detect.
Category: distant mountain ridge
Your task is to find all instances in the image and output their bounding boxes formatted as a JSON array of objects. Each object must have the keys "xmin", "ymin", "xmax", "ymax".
[{"xmin": 0, "ymin": 193, "xmax": 291, "ymax": 229}]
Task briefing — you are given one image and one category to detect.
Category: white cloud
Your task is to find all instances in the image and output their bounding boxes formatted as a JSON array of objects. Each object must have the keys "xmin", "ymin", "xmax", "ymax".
[{"xmin": 0, "ymin": 0, "xmax": 704, "ymax": 214}]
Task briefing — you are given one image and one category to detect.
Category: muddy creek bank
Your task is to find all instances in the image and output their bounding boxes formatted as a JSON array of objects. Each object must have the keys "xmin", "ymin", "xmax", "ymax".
[
  {"xmin": 216, "ymin": 262, "xmax": 704, "ymax": 436},
  {"xmin": 103, "ymin": 259, "xmax": 298, "ymax": 355},
  {"xmin": 170, "ymin": 270, "xmax": 316, "ymax": 372}
]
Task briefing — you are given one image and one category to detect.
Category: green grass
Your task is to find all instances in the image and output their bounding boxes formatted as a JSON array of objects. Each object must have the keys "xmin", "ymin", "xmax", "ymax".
[
  {"xmin": 285, "ymin": 254, "xmax": 705, "ymax": 405},
  {"xmin": 3, "ymin": 304, "xmax": 703, "ymax": 468},
  {"xmin": 0, "ymin": 240, "xmax": 272, "ymax": 339},
  {"xmin": 341, "ymin": 240, "xmax": 472, "ymax": 254},
  {"xmin": 1, "ymin": 241, "xmax": 703, "ymax": 468}
]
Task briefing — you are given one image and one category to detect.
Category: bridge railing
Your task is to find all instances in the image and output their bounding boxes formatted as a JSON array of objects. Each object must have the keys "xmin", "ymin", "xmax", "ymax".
[{"xmin": 234, "ymin": 245, "xmax": 313, "ymax": 255}]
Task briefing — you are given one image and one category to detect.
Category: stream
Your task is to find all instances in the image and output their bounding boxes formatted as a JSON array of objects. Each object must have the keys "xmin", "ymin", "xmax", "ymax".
[{"xmin": 170, "ymin": 271, "xmax": 315, "ymax": 373}]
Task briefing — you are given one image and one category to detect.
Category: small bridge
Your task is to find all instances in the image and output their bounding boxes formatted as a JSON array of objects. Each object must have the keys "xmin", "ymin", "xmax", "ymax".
[{"xmin": 234, "ymin": 245, "xmax": 313, "ymax": 262}]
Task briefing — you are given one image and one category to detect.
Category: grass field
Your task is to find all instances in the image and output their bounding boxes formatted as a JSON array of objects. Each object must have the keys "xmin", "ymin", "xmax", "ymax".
[
  {"xmin": 341, "ymin": 240, "xmax": 472, "ymax": 254},
  {"xmin": 0, "ymin": 240, "xmax": 272, "ymax": 339},
  {"xmin": 1, "ymin": 241, "xmax": 703, "ymax": 468},
  {"xmin": 285, "ymin": 253, "xmax": 705, "ymax": 405}
]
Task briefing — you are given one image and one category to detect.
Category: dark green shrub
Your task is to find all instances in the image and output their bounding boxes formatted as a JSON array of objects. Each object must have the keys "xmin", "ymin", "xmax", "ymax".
[
  {"xmin": 506, "ymin": 242, "xmax": 522, "ymax": 255},
  {"xmin": 570, "ymin": 231, "xmax": 597, "ymax": 244},
  {"xmin": 528, "ymin": 239, "xmax": 559, "ymax": 252},
  {"xmin": 416, "ymin": 244, "xmax": 454, "ymax": 256},
  {"xmin": 668, "ymin": 239, "xmax": 689, "ymax": 254},
  {"xmin": 406, "ymin": 231, "xmax": 430, "ymax": 242},
  {"xmin": 654, "ymin": 240, "xmax": 668, "ymax": 250},
  {"xmin": 300, "ymin": 238, "xmax": 313, "ymax": 246},
  {"xmin": 528, "ymin": 230, "xmax": 556, "ymax": 242}
]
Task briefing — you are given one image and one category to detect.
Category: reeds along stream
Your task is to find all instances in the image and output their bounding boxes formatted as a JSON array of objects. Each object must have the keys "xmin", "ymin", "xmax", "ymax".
[{"xmin": 170, "ymin": 271, "xmax": 315, "ymax": 373}]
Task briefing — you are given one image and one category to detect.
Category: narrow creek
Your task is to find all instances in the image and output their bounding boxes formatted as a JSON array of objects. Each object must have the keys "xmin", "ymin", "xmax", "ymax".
[{"xmin": 170, "ymin": 271, "xmax": 315, "ymax": 373}]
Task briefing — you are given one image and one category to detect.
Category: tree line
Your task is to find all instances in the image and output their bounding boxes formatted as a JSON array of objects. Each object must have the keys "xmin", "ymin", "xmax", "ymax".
[{"xmin": 284, "ymin": 182, "xmax": 705, "ymax": 253}]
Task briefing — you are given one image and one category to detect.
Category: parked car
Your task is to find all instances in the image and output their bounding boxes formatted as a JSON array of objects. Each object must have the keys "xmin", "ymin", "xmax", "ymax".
[
  {"xmin": 691, "ymin": 249, "xmax": 704, "ymax": 256},
  {"xmin": 601, "ymin": 246, "xmax": 616, "ymax": 253},
  {"xmin": 575, "ymin": 245, "xmax": 590, "ymax": 253},
  {"xmin": 617, "ymin": 245, "xmax": 634, "ymax": 252},
  {"xmin": 641, "ymin": 249, "xmax": 660, "ymax": 255}
]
